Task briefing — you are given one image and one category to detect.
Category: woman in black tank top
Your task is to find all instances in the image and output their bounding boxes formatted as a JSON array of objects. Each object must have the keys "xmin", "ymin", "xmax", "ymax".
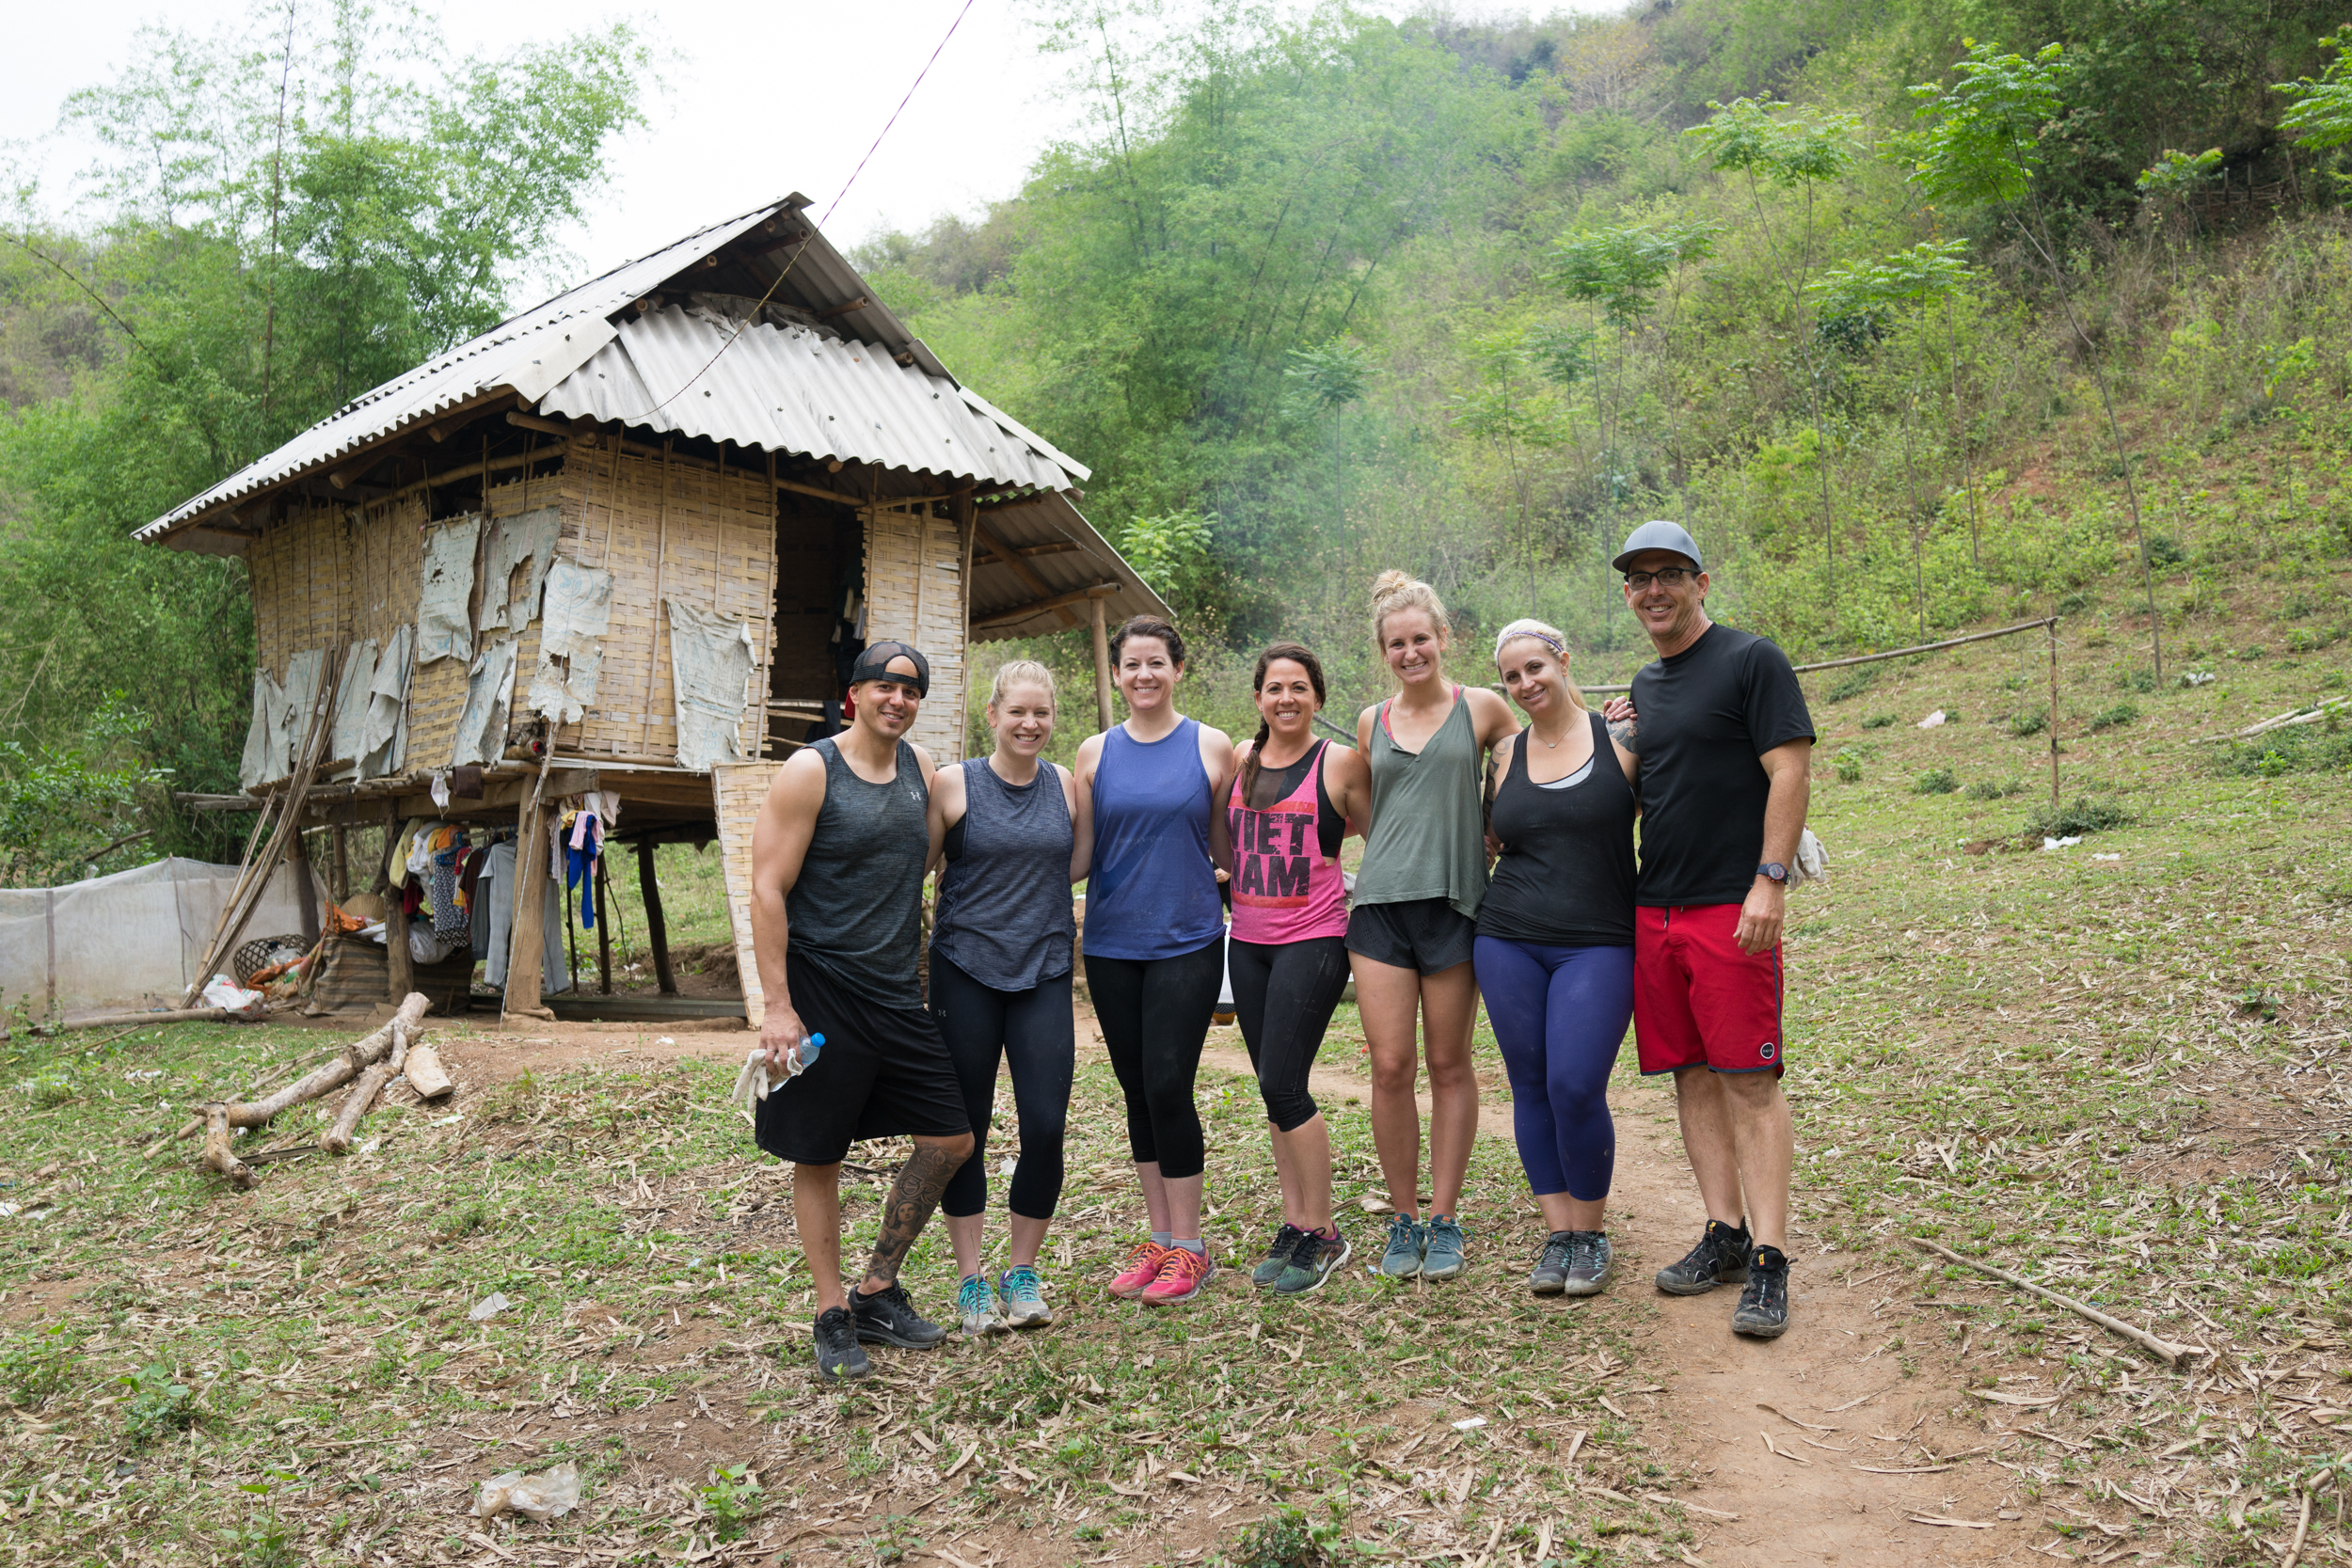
[{"xmin": 1472, "ymin": 620, "xmax": 1641, "ymax": 1300}]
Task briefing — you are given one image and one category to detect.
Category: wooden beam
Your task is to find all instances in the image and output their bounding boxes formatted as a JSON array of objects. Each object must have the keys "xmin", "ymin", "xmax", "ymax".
[
  {"xmin": 1090, "ymin": 594, "xmax": 1115, "ymax": 734},
  {"xmin": 326, "ymin": 447, "xmax": 401, "ymax": 492},
  {"xmin": 973, "ymin": 581, "xmax": 1120, "ymax": 631},
  {"xmin": 974, "ymin": 539, "xmax": 1081, "ymax": 565},
  {"xmin": 637, "ymin": 839, "xmax": 677, "ymax": 995},
  {"xmin": 817, "ymin": 295, "xmax": 870, "ymax": 320},
  {"xmin": 971, "ymin": 515, "xmax": 1081, "ymax": 628},
  {"xmin": 509, "ymin": 410, "xmax": 590, "ymax": 440}
]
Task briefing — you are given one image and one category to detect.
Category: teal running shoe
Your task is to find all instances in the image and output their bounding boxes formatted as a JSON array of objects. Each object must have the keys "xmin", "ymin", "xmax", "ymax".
[
  {"xmin": 998, "ymin": 1265, "xmax": 1052, "ymax": 1329},
  {"xmin": 955, "ymin": 1273, "xmax": 1005, "ymax": 1337},
  {"xmin": 1252, "ymin": 1222, "xmax": 1309, "ymax": 1289},
  {"xmin": 1420, "ymin": 1215, "xmax": 1468, "ymax": 1280},
  {"xmin": 1272, "ymin": 1227, "xmax": 1352, "ymax": 1296},
  {"xmin": 1379, "ymin": 1214, "xmax": 1425, "ymax": 1280}
]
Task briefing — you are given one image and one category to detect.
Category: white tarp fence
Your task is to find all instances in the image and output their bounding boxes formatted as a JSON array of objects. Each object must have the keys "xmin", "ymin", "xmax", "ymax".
[{"xmin": 0, "ymin": 857, "xmax": 328, "ymax": 1014}]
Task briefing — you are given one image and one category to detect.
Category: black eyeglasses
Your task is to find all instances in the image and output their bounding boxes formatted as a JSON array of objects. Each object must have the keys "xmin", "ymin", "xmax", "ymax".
[{"xmin": 1624, "ymin": 567, "xmax": 1695, "ymax": 591}]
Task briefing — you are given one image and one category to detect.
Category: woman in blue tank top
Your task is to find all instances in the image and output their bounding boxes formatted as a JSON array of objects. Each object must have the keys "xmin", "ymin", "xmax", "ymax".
[{"xmin": 1075, "ymin": 616, "xmax": 1234, "ymax": 1307}]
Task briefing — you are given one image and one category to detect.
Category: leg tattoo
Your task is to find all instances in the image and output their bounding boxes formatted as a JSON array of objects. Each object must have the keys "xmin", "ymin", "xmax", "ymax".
[{"xmin": 865, "ymin": 1143, "xmax": 964, "ymax": 1286}]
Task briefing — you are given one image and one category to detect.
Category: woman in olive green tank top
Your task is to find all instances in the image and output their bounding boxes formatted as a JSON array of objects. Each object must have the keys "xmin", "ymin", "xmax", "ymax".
[{"xmin": 1348, "ymin": 571, "xmax": 1518, "ymax": 1282}]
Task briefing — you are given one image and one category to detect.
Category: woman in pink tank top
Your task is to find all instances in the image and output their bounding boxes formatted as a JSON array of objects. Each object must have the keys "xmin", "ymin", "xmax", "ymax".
[{"xmin": 1216, "ymin": 643, "xmax": 1371, "ymax": 1297}]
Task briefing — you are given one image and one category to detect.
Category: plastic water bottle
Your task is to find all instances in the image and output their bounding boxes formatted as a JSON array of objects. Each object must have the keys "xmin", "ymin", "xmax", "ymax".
[{"xmin": 787, "ymin": 1032, "xmax": 826, "ymax": 1081}]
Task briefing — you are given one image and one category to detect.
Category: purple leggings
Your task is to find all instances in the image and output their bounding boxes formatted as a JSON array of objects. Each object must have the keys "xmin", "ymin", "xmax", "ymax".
[{"xmin": 1472, "ymin": 937, "xmax": 1633, "ymax": 1202}]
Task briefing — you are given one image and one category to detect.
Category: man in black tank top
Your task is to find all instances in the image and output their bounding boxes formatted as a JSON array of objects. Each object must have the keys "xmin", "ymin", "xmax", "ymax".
[{"xmin": 749, "ymin": 642, "xmax": 975, "ymax": 1382}]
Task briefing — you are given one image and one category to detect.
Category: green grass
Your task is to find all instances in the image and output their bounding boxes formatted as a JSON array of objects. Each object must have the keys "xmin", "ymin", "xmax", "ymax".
[{"xmin": 3, "ymin": 582, "xmax": 2349, "ymax": 1564}]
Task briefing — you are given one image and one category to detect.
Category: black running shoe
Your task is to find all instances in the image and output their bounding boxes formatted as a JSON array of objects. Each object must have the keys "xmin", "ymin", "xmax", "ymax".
[
  {"xmin": 1732, "ymin": 1244, "xmax": 1790, "ymax": 1338},
  {"xmin": 850, "ymin": 1282, "xmax": 948, "ymax": 1349},
  {"xmin": 1529, "ymin": 1231, "xmax": 1577, "ymax": 1295},
  {"xmin": 1559, "ymin": 1230, "xmax": 1613, "ymax": 1298},
  {"xmin": 1654, "ymin": 1218, "xmax": 1751, "ymax": 1296},
  {"xmin": 813, "ymin": 1307, "xmax": 869, "ymax": 1382}
]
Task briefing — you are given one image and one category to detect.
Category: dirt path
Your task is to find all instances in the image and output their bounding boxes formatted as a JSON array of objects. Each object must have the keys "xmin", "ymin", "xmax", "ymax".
[
  {"xmin": 1189, "ymin": 1034, "xmax": 2028, "ymax": 1565},
  {"xmin": 427, "ymin": 1008, "xmax": 2033, "ymax": 1562}
]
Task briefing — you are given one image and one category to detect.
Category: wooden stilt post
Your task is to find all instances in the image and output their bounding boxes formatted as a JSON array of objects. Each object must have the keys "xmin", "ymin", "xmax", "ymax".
[
  {"xmin": 502, "ymin": 736, "xmax": 562, "ymax": 1021},
  {"xmin": 330, "ymin": 823, "xmax": 349, "ymax": 901},
  {"xmin": 2047, "ymin": 616, "xmax": 2061, "ymax": 809},
  {"xmin": 637, "ymin": 838, "xmax": 677, "ymax": 995},
  {"xmin": 383, "ymin": 801, "xmax": 413, "ymax": 1005},
  {"xmin": 288, "ymin": 828, "xmax": 321, "ymax": 945},
  {"xmin": 595, "ymin": 854, "xmax": 612, "ymax": 994},
  {"xmin": 1089, "ymin": 595, "xmax": 1115, "ymax": 735}
]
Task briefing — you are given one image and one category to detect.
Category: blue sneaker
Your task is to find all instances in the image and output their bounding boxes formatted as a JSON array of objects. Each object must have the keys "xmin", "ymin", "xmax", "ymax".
[
  {"xmin": 1420, "ymin": 1215, "xmax": 1468, "ymax": 1280},
  {"xmin": 1379, "ymin": 1214, "xmax": 1425, "ymax": 1280},
  {"xmin": 998, "ymin": 1265, "xmax": 1052, "ymax": 1329},
  {"xmin": 955, "ymin": 1273, "xmax": 1005, "ymax": 1337},
  {"xmin": 1253, "ymin": 1222, "xmax": 1309, "ymax": 1289}
]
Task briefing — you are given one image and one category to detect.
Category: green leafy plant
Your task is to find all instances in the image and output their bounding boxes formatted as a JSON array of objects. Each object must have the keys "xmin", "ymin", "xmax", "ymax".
[
  {"xmin": 1227, "ymin": 1505, "xmax": 1346, "ymax": 1568},
  {"xmin": 1825, "ymin": 666, "xmax": 1879, "ymax": 703},
  {"xmin": 1833, "ymin": 747, "xmax": 1866, "ymax": 783},
  {"xmin": 1913, "ymin": 768, "xmax": 1959, "ymax": 795},
  {"xmin": 120, "ymin": 1362, "xmax": 197, "ymax": 1442},
  {"xmin": 2025, "ymin": 798, "xmax": 2134, "ymax": 837},
  {"xmin": 2089, "ymin": 703, "xmax": 2138, "ymax": 732},
  {"xmin": 695, "ymin": 1465, "xmax": 764, "ymax": 1542},
  {"xmin": 1861, "ymin": 713, "xmax": 1896, "ymax": 729},
  {"xmin": 1964, "ymin": 777, "xmax": 2024, "ymax": 800},
  {"xmin": 0, "ymin": 1326, "xmax": 74, "ymax": 1409},
  {"xmin": 2010, "ymin": 711, "xmax": 2048, "ymax": 738}
]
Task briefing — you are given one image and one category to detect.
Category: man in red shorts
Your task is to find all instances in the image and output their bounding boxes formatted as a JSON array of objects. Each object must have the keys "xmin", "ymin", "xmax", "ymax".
[{"xmin": 1613, "ymin": 521, "xmax": 1813, "ymax": 1338}]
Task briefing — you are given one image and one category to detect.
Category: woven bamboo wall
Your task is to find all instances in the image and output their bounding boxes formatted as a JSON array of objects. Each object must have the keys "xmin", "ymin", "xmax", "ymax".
[
  {"xmin": 564, "ymin": 436, "xmax": 779, "ymax": 765},
  {"xmin": 863, "ymin": 501, "xmax": 967, "ymax": 764},
  {"xmin": 711, "ymin": 761, "xmax": 781, "ymax": 1027}
]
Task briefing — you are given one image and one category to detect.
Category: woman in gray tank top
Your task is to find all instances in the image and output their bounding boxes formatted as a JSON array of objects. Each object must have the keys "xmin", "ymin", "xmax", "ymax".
[
  {"xmin": 927, "ymin": 661, "xmax": 1090, "ymax": 1337},
  {"xmin": 1348, "ymin": 571, "xmax": 1518, "ymax": 1285}
]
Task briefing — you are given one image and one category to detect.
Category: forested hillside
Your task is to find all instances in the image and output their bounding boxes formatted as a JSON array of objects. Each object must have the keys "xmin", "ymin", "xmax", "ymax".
[{"xmin": 4, "ymin": 0, "xmax": 2350, "ymax": 877}]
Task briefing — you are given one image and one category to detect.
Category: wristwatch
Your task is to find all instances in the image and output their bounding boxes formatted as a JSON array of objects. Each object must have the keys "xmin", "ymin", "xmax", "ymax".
[{"xmin": 1756, "ymin": 862, "xmax": 1788, "ymax": 884}]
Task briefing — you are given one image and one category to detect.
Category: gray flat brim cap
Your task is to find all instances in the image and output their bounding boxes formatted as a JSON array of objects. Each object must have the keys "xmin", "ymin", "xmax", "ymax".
[{"xmin": 1612, "ymin": 519, "xmax": 1704, "ymax": 574}]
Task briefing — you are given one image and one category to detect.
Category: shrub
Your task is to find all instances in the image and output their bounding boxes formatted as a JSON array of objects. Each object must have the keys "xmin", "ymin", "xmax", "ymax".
[
  {"xmin": 120, "ymin": 1363, "xmax": 197, "ymax": 1442},
  {"xmin": 2144, "ymin": 531, "xmax": 2188, "ymax": 567},
  {"xmin": 1964, "ymin": 778, "xmax": 2024, "ymax": 800},
  {"xmin": 2089, "ymin": 703, "xmax": 2138, "ymax": 732},
  {"xmin": 0, "ymin": 1326, "xmax": 73, "ymax": 1409},
  {"xmin": 1824, "ymin": 666, "xmax": 1879, "ymax": 703},
  {"xmin": 2119, "ymin": 668, "xmax": 2155, "ymax": 692},
  {"xmin": 1861, "ymin": 713, "xmax": 1896, "ymax": 729},
  {"xmin": 1227, "ymin": 1507, "xmax": 1345, "ymax": 1568},
  {"xmin": 2214, "ymin": 724, "xmax": 2352, "ymax": 777},
  {"xmin": 2025, "ymin": 798, "xmax": 2134, "ymax": 838},
  {"xmin": 1912, "ymin": 768, "xmax": 1959, "ymax": 795},
  {"xmin": 1833, "ymin": 747, "xmax": 1865, "ymax": 784},
  {"xmin": 2010, "ymin": 712, "xmax": 2048, "ymax": 738}
]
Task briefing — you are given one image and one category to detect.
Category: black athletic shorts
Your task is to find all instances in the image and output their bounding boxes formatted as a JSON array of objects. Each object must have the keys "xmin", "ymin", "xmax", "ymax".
[
  {"xmin": 753, "ymin": 955, "xmax": 970, "ymax": 1165},
  {"xmin": 1345, "ymin": 896, "xmax": 1477, "ymax": 975}
]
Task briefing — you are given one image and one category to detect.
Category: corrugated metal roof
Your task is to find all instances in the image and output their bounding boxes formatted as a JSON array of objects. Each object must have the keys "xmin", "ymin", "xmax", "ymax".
[
  {"xmin": 535, "ymin": 305, "xmax": 1082, "ymax": 492},
  {"xmin": 968, "ymin": 490, "xmax": 1173, "ymax": 641},
  {"xmin": 136, "ymin": 202, "xmax": 790, "ymax": 542}
]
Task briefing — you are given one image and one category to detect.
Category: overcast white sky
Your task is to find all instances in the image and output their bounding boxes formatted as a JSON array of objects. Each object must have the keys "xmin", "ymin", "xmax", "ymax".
[{"xmin": 4, "ymin": 0, "xmax": 1571, "ymax": 292}]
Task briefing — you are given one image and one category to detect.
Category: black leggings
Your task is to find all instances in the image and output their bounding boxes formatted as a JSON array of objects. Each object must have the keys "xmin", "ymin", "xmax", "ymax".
[
  {"xmin": 1084, "ymin": 933, "xmax": 1224, "ymax": 1180},
  {"xmin": 930, "ymin": 952, "xmax": 1074, "ymax": 1221},
  {"xmin": 1226, "ymin": 935, "xmax": 1350, "ymax": 1132}
]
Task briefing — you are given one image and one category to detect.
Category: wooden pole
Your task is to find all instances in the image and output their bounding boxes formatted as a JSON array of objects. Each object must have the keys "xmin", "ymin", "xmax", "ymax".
[
  {"xmin": 637, "ymin": 440, "xmax": 673, "ymax": 759},
  {"xmin": 502, "ymin": 753, "xmax": 558, "ymax": 1020},
  {"xmin": 1089, "ymin": 594, "xmax": 1115, "ymax": 735},
  {"xmin": 637, "ymin": 839, "xmax": 677, "ymax": 995},
  {"xmin": 329, "ymin": 823, "xmax": 349, "ymax": 901},
  {"xmin": 563, "ymin": 855, "xmax": 580, "ymax": 997},
  {"xmin": 382, "ymin": 801, "xmax": 413, "ymax": 1005},
  {"xmin": 595, "ymin": 853, "xmax": 612, "ymax": 994},
  {"xmin": 2047, "ymin": 616, "xmax": 2061, "ymax": 809},
  {"xmin": 288, "ymin": 829, "xmax": 320, "ymax": 945}
]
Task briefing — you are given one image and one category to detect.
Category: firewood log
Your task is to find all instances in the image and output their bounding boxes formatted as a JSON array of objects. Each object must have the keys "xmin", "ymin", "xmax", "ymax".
[
  {"xmin": 200, "ymin": 1103, "xmax": 257, "ymax": 1189},
  {"xmin": 158, "ymin": 993, "xmax": 431, "ymax": 1149},
  {"xmin": 404, "ymin": 1037, "xmax": 453, "ymax": 1101},
  {"xmin": 322, "ymin": 1022, "xmax": 410, "ymax": 1154}
]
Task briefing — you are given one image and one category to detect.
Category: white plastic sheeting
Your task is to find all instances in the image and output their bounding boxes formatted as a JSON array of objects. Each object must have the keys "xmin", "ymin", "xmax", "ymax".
[
  {"xmin": 417, "ymin": 515, "xmax": 484, "ymax": 665},
  {"xmin": 452, "ymin": 637, "xmax": 520, "ymax": 768},
  {"xmin": 665, "ymin": 599, "xmax": 755, "ymax": 770},
  {"xmin": 527, "ymin": 561, "xmax": 612, "ymax": 724},
  {"xmin": 327, "ymin": 639, "xmax": 379, "ymax": 781},
  {"xmin": 236, "ymin": 648, "xmax": 329, "ymax": 791},
  {"xmin": 360, "ymin": 624, "xmax": 414, "ymax": 778},
  {"xmin": 0, "ymin": 857, "xmax": 327, "ymax": 1013},
  {"xmin": 479, "ymin": 507, "xmax": 562, "ymax": 634}
]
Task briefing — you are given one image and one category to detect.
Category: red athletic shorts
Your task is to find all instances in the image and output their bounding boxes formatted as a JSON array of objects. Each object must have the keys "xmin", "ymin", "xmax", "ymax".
[{"xmin": 1632, "ymin": 903, "xmax": 1785, "ymax": 1076}]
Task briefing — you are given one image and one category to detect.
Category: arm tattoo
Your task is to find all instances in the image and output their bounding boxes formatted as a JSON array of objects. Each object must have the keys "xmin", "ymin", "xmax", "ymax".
[
  {"xmin": 863, "ymin": 1142, "xmax": 963, "ymax": 1285},
  {"xmin": 1607, "ymin": 717, "xmax": 1639, "ymax": 752}
]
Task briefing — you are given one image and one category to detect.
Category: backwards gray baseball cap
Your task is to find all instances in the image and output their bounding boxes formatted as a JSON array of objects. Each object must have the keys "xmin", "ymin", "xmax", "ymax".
[{"xmin": 1612, "ymin": 519, "xmax": 1704, "ymax": 574}]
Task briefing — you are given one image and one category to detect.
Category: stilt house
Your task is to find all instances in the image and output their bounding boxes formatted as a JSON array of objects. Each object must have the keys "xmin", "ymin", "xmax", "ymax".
[{"xmin": 139, "ymin": 197, "xmax": 1168, "ymax": 1022}]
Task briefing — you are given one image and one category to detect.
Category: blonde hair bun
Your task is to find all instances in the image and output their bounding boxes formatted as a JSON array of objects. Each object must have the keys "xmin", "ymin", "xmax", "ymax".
[
  {"xmin": 988, "ymin": 658, "xmax": 1057, "ymax": 709},
  {"xmin": 1369, "ymin": 568, "xmax": 1416, "ymax": 605},
  {"xmin": 1369, "ymin": 570, "xmax": 1453, "ymax": 665}
]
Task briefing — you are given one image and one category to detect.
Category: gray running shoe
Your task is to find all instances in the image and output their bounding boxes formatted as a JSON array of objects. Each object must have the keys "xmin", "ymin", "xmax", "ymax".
[
  {"xmin": 955, "ymin": 1273, "xmax": 1006, "ymax": 1337},
  {"xmin": 1379, "ymin": 1214, "xmax": 1426, "ymax": 1279},
  {"xmin": 1252, "ymin": 1222, "xmax": 1309, "ymax": 1289},
  {"xmin": 813, "ymin": 1307, "xmax": 869, "ymax": 1382},
  {"xmin": 1731, "ymin": 1244, "xmax": 1790, "ymax": 1338},
  {"xmin": 998, "ymin": 1265, "xmax": 1052, "ymax": 1329},
  {"xmin": 1654, "ymin": 1218, "xmax": 1751, "ymax": 1296},
  {"xmin": 1529, "ymin": 1230, "xmax": 1577, "ymax": 1295},
  {"xmin": 1272, "ymin": 1227, "xmax": 1352, "ymax": 1296},
  {"xmin": 1420, "ymin": 1215, "xmax": 1468, "ymax": 1280},
  {"xmin": 1559, "ymin": 1230, "xmax": 1613, "ymax": 1297}
]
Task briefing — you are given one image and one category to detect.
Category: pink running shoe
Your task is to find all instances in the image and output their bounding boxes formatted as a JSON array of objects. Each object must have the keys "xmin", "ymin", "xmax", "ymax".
[
  {"xmin": 1108, "ymin": 1242, "xmax": 1168, "ymax": 1299},
  {"xmin": 1141, "ymin": 1245, "xmax": 1216, "ymax": 1307}
]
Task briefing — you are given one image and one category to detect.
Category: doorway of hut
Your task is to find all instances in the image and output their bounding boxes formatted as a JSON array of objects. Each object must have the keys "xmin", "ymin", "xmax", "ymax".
[{"xmin": 765, "ymin": 490, "xmax": 862, "ymax": 756}]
